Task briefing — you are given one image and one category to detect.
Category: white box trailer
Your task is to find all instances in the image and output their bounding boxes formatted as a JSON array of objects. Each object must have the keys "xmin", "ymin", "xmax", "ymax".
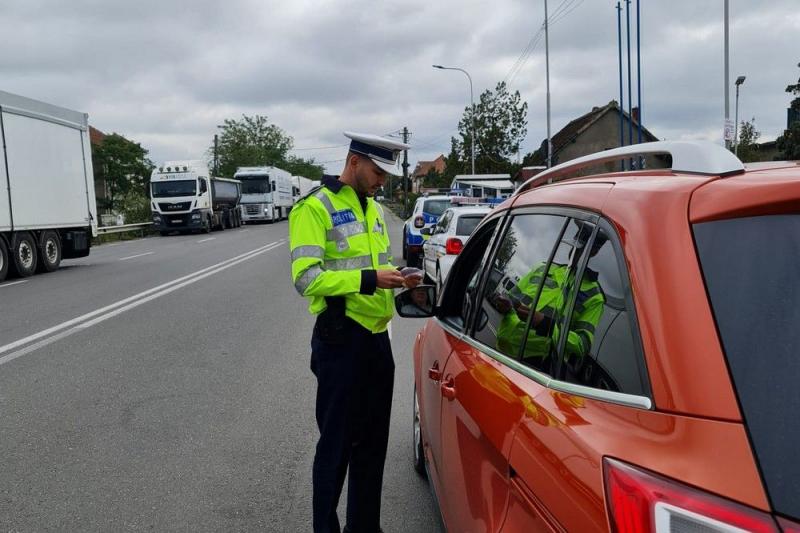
[
  {"xmin": 291, "ymin": 175, "xmax": 315, "ymax": 204},
  {"xmin": 0, "ymin": 90, "xmax": 97, "ymax": 281},
  {"xmin": 150, "ymin": 160, "xmax": 242, "ymax": 234},
  {"xmin": 235, "ymin": 166, "xmax": 293, "ymax": 223}
]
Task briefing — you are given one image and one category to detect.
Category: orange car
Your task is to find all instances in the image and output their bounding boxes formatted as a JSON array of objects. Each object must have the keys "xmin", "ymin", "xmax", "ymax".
[{"xmin": 396, "ymin": 141, "xmax": 800, "ymax": 532}]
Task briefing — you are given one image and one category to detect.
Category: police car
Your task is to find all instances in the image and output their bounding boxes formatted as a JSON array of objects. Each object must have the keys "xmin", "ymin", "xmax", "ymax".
[
  {"xmin": 402, "ymin": 195, "xmax": 451, "ymax": 267},
  {"xmin": 420, "ymin": 205, "xmax": 491, "ymax": 291}
]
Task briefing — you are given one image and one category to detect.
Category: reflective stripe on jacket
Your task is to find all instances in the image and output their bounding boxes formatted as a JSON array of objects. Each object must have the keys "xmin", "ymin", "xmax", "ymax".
[{"xmin": 289, "ymin": 182, "xmax": 395, "ymax": 333}]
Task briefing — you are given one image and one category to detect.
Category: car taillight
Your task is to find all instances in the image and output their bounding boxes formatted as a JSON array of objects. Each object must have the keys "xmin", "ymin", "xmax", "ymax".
[
  {"xmin": 604, "ymin": 458, "xmax": 779, "ymax": 533},
  {"xmin": 445, "ymin": 238, "xmax": 463, "ymax": 255},
  {"xmin": 414, "ymin": 216, "xmax": 425, "ymax": 228}
]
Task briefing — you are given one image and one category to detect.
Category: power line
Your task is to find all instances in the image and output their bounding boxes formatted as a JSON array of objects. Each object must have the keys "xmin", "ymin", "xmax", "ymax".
[
  {"xmin": 411, "ymin": 131, "xmax": 459, "ymax": 151},
  {"xmin": 550, "ymin": 0, "xmax": 584, "ymax": 25},
  {"xmin": 290, "ymin": 144, "xmax": 348, "ymax": 151},
  {"xmin": 316, "ymin": 157, "xmax": 347, "ymax": 165},
  {"xmin": 502, "ymin": 0, "xmax": 584, "ymax": 88}
]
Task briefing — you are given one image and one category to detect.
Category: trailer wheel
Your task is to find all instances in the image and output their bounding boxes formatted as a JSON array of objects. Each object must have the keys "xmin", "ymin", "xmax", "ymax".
[
  {"xmin": 0, "ymin": 237, "xmax": 9, "ymax": 282},
  {"xmin": 11, "ymin": 232, "xmax": 37, "ymax": 277},
  {"xmin": 36, "ymin": 230, "xmax": 62, "ymax": 273}
]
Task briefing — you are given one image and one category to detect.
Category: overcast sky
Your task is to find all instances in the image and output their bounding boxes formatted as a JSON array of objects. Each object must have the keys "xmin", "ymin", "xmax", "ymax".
[{"xmin": 2, "ymin": 0, "xmax": 798, "ymax": 173}]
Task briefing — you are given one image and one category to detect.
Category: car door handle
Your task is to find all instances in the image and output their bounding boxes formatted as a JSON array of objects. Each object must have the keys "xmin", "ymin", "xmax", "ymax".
[
  {"xmin": 428, "ymin": 362, "xmax": 441, "ymax": 382},
  {"xmin": 441, "ymin": 377, "xmax": 456, "ymax": 400}
]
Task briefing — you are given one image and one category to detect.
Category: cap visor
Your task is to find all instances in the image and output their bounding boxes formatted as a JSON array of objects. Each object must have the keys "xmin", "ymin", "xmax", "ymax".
[{"xmin": 371, "ymin": 157, "xmax": 402, "ymax": 176}]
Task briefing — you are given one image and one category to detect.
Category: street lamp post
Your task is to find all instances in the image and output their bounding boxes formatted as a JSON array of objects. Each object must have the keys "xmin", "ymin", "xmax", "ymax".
[
  {"xmin": 433, "ymin": 65, "xmax": 476, "ymax": 175},
  {"xmin": 734, "ymin": 75, "xmax": 746, "ymax": 156}
]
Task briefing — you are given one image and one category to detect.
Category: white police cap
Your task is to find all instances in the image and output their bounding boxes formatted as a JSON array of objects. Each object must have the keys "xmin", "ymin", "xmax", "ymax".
[{"xmin": 344, "ymin": 131, "xmax": 411, "ymax": 176}]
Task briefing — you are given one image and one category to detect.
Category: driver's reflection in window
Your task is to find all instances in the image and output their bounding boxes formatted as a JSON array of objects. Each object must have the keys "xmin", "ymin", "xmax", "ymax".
[{"xmin": 494, "ymin": 222, "xmax": 606, "ymax": 375}]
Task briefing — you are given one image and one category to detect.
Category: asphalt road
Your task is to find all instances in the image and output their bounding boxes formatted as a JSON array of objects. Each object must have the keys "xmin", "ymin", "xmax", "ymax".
[{"xmin": 0, "ymin": 210, "xmax": 442, "ymax": 532}]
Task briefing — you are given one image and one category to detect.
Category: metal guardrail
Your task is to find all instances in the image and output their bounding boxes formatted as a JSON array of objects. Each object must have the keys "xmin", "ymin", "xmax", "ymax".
[{"xmin": 96, "ymin": 222, "xmax": 153, "ymax": 235}]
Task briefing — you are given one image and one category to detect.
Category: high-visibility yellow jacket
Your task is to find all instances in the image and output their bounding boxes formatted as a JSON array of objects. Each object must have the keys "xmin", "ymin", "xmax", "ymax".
[
  {"xmin": 496, "ymin": 263, "xmax": 604, "ymax": 360},
  {"xmin": 289, "ymin": 176, "xmax": 395, "ymax": 333}
]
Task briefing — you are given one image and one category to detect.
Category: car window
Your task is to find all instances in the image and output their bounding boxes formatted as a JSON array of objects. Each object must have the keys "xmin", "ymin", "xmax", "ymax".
[
  {"xmin": 554, "ymin": 226, "xmax": 649, "ymax": 397},
  {"xmin": 423, "ymin": 199, "xmax": 450, "ymax": 216},
  {"xmin": 472, "ymin": 214, "xmax": 567, "ymax": 373},
  {"xmin": 694, "ymin": 214, "xmax": 800, "ymax": 520},
  {"xmin": 456, "ymin": 215, "xmax": 483, "ymax": 236},
  {"xmin": 438, "ymin": 218, "xmax": 501, "ymax": 331},
  {"xmin": 435, "ymin": 211, "xmax": 452, "ymax": 234},
  {"xmin": 513, "ymin": 219, "xmax": 588, "ymax": 374}
]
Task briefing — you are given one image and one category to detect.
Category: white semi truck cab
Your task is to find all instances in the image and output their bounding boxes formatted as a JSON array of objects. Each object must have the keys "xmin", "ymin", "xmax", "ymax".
[
  {"xmin": 235, "ymin": 166, "xmax": 293, "ymax": 223},
  {"xmin": 150, "ymin": 161, "xmax": 241, "ymax": 235}
]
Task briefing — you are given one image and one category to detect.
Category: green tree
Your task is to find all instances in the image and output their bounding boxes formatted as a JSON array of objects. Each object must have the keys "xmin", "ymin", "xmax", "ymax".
[
  {"xmin": 442, "ymin": 137, "xmax": 464, "ymax": 181},
  {"xmin": 776, "ymin": 63, "xmax": 800, "ymax": 160},
  {"xmin": 283, "ymin": 155, "xmax": 325, "ymax": 180},
  {"xmin": 92, "ymin": 133, "xmax": 154, "ymax": 213},
  {"xmin": 423, "ymin": 168, "xmax": 451, "ymax": 190},
  {"xmin": 211, "ymin": 115, "xmax": 294, "ymax": 177},
  {"xmin": 210, "ymin": 115, "xmax": 324, "ymax": 178},
  {"xmin": 733, "ymin": 118, "xmax": 761, "ymax": 163},
  {"xmin": 456, "ymin": 81, "xmax": 528, "ymax": 174}
]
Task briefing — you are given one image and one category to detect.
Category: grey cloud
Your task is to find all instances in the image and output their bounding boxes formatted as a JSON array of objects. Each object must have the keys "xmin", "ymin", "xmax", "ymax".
[{"xmin": 0, "ymin": 0, "xmax": 798, "ymax": 171}]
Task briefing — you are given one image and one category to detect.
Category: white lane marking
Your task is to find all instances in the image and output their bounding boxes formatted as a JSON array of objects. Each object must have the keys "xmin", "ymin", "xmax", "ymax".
[
  {"xmin": 108, "ymin": 243, "xmax": 122, "ymax": 247},
  {"xmin": 196, "ymin": 237, "xmax": 216, "ymax": 243},
  {"xmin": 0, "ymin": 240, "xmax": 286, "ymax": 366},
  {"xmin": 118, "ymin": 252, "xmax": 154, "ymax": 261},
  {"xmin": 0, "ymin": 280, "xmax": 29, "ymax": 289},
  {"xmin": 240, "ymin": 229, "xmax": 249, "ymax": 233},
  {"xmin": 0, "ymin": 240, "xmax": 286, "ymax": 358}
]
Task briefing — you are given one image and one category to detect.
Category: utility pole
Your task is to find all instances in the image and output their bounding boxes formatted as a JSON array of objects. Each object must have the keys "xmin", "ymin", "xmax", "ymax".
[
  {"xmin": 724, "ymin": 0, "xmax": 731, "ymax": 149},
  {"xmin": 213, "ymin": 134, "xmax": 219, "ymax": 175},
  {"xmin": 636, "ymin": 0, "xmax": 642, "ymax": 146},
  {"xmin": 616, "ymin": 2, "xmax": 625, "ymax": 170},
  {"xmin": 402, "ymin": 127, "xmax": 410, "ymax": 217},
  {"xmin": 544, "ymin": 0, "xmax": 552, "ymax": 168},
  {"xmin": 626, "ymin": 0, "xmax": 633, "ymax": 150}
]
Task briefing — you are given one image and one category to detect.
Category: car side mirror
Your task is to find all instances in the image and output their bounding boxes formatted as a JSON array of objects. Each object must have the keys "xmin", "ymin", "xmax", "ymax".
[
  {"xmin": 395, "ymin": 285, "xmax": 436, "ymax": 318},
  {"xmin": 420, "ymin": 227, "xmax": 432, "ymax": 236}
]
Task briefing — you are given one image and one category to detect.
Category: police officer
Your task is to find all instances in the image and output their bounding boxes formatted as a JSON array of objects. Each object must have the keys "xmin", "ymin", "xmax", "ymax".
[{"xmin": 289, "ymin": 132, "xmax": 417, "ymax": 533}]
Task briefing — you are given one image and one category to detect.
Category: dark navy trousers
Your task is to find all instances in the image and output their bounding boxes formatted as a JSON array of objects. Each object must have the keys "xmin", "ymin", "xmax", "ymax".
[{"xmin": 310, "ymin": 317, "xmax": 394, "ymax": 533}]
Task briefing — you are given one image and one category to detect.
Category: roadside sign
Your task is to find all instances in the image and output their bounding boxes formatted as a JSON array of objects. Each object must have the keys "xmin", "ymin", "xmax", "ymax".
[{"xmin": 724, "ymin": 119, "xmax": 735, "ymax": 141}]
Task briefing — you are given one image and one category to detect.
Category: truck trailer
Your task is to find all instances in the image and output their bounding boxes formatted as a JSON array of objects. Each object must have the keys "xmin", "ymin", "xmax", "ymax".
[
  {"xmin": 150, "ymin": 161, "xmax": 242, "ymax": 234},
  {"xmin": 0, "ymin": 90, "xmax": 98, "ymax": 282},
  {"xmin": 291, "ymin": 175, "xmax": 315, "ymax": 205},
  {"xmin": 235, "ymin": 166, "xmax": 293, "ymax": 223}
]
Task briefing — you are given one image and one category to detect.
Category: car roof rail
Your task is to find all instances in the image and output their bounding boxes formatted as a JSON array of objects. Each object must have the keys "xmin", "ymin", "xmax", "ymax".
[{"xmin": 515, "ymin": 140, "xmax": 745, "ymax": 195}]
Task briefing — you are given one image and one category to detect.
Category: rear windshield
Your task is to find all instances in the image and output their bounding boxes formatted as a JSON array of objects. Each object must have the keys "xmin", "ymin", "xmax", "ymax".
[
  {"xmin": 694, "ymin": 214, "xmax": 800, "ymax": 520},
  {"xmin": 456, "ymin": 215, "xmax": 483, "ymax": 236},
  {"xmin": 423, "ymin": 200, "xmax": 450, "ymax": 216}
]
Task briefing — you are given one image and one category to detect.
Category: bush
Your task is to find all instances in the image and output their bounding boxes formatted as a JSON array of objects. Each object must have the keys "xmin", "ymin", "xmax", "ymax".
[{"xmin": 118, "ymin": 189, "xmax": 151, "ymax": 224}]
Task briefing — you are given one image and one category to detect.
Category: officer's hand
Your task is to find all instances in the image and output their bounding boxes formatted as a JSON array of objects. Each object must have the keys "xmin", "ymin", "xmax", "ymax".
[
  {"xmin": 493, "ymin": 294, "xmax": 512, "ymax": 313},
  {"xmin": 403, "ymin": 274, "xmax": 423, "ymax": 288},
  {"xmin": 377, "ymin": 269, "xmax": 406, "ymax": 289}
]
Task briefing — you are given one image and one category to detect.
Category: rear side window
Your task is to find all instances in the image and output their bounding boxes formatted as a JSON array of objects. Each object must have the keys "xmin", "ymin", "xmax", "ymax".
[
  {"xmin": 556, "ymin": 226, "xmax": 649, "ymax": 396},
  {"xmin": 456, "ymin": 216, "xmax": 483, "ymax": 236},
  {"xmin": 423, "ymin": 200, "xmax": 450, "ymax": 216},
  {"xmin": 694, "ymin": 214, "xmax": 800, "ymax": 521}
]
